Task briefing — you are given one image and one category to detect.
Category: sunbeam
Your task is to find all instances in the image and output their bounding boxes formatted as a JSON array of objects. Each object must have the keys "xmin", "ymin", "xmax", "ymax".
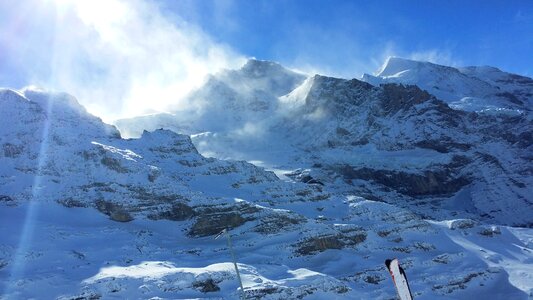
[
  {"xmin": 3, "ymin": 96, "xmax": 53, "ymax": 296},
  {"xmin": 1, "ymin": 0, "xmax": 244, "ymax": 122}
]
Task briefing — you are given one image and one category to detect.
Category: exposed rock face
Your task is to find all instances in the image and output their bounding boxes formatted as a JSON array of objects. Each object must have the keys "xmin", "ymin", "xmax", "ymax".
[
  {"xmin": 297, "ymin": 235, "xmax": 344, "ymax": 254},
  {"xmin": 336, "ymin": 166, "xmax": 471, "ymax": 197},
  {"xmin": 193, "ymin": 278, "xmax": 221, "ymax": 293},
  {"xmin": 57, "ymin": 198, "xmax": 88, "ymax": 208},
  {"xmin": 285, "ymin": 169, "xmax": 324, "ymax": 186},
  {"xmin": 189, "ymin": 203, "xmax": 260, "ymax": 237},
  {"xmin": 414, "ymin": 139, "xmax": 472, "ymax": 153},
  {"xmin": 449, "ymin": 219, "xmax": 478, "ymax": 230},
  {"xmin": 2, "ymin": 143, "xmax": 24, "ymax": 158},
  {"xmin": 380, "ymin": 83, "xmax": 433, "ymax": 114},
  {"xmin": 100, "ymin": 156, "xmax": 130, "ymax": 173},
  {"xmin": 143, "ymin": 130, "xmax": 199, "ymax": 156},
  {"xmin": 296, "ymin": 226, "xmax": 367, "ymax": 256},
  {"xmin": 147, "ymin": 203, "xmax": 195, "ymax": 221},
  {"xmin": 253, "ymin": 212, "xmax": 306, "ymax": 235},
  {"xmin": 95, "ymin": 200, "xmax": 134, "ymax": 222}
]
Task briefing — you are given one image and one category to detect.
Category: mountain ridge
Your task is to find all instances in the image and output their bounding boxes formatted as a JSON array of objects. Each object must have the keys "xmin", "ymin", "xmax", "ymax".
[
  {"xmin": 1, "ymin": 57, "xmax": 532, "ymax": 299},
  {"xmin": 363, "ymin": 57, "xmax": 532, "ymax": 113},
  {"xmin": 115, "ymin": 57, "xmax": 532, "ymax": 226}
]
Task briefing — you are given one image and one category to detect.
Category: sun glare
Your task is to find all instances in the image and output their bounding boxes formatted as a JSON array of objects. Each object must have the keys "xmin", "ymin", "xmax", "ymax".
[
  {"xmin": 6, "ymin": 0, "xmax": 244, "ymax": 121},
  {"xmin": 50, "ymin": 0, "xmax": 128, "ymax": 30}
]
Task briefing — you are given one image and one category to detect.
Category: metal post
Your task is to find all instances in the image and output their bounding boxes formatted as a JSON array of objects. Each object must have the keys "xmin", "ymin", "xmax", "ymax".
[
  {"xmin": 226, "ymin": 230, "xmax": 245, "ymax": 300},
  {"xmin": 216, "ymin": 228, "xmax": 245, "ymax": 300}
]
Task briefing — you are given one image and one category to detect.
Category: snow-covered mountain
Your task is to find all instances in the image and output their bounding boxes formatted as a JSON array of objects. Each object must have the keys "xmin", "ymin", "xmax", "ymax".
[
  {"xmin": 272, "ymin": 74, "xmax": 532, "ymax": 226},
  {"xmin": 115, "ymin": 59, "xmax": 307, "ymax": 137},
  {"xmin": 1, "ymin": 57, "xmax": 532, "ymax": 299},
  {"xmin": 362, "ymin": 57, "xmax": 532, "ymax": 113},
  {"xmin": 118, "ymin": 58, "xmax": 532, "ymax": 226}
]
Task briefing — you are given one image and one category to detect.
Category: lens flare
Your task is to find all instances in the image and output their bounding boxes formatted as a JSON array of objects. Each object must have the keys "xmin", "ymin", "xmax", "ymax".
[{"xmin": 3, "ymin": 96, "xmax": 52, "ymax": 296}]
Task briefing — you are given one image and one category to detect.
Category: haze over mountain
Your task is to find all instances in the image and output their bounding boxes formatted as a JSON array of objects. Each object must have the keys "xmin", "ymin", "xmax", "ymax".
[
  {"xmin": 1, "ymin": 57, "xmax": 532, "ymax": 299},
  {"xmin": 116, "ymin": 57, "xmax": 532, "ymax": 225}
]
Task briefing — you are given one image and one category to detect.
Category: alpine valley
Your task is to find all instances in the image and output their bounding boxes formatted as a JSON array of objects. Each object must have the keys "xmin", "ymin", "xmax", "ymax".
[{"xmin": 1, "ymin": 57, "xmax": 532, "ymax": 299}]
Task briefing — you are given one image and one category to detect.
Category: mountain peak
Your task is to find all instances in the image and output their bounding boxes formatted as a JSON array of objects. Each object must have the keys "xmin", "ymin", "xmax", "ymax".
[
  {"xmin": 240, "ymin": 58, "xmax": 297, "ymax": 78},
  {"xmin": 213, "ymin": 58, "xmax": 308, "ymax": 97},
  {"xmin": 363, "ymin": 56, "xmax": 531, "ymax": 112},
  {"xmin": 0, "ymin": 88, "xmax": 27, "ymax": 103},
  {"xmin": 377, "ymin": 57, "xmax": 429, "ymax": 77},
  {"xmin": 20, "ymin": 86, "xmax": 90, "ymax": 116}
]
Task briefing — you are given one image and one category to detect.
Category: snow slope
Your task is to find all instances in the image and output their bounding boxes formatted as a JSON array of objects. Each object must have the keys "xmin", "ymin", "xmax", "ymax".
[
  {"xmin": 1, "ymin": 57, "xmax": 533, "ymax": 299},
  {"xmin": 2, "ymin": 200, "xmax": 532, "ymax": 299}
]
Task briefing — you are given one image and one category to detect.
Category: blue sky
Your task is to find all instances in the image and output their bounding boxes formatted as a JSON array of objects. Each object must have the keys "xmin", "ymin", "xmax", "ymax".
[
  {"xmin": 0, "ymin": 0, "xmax": 531, "ymax": 120},
  {"xmin": 161, "ymin": 0, "xmax": 533, "ymax": 77}
]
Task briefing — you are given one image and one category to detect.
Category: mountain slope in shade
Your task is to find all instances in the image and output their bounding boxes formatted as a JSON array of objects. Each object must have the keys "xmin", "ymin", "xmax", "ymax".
[{"xmin": 255, "ymin": 74, "xmax": 532, "ymax": 226}]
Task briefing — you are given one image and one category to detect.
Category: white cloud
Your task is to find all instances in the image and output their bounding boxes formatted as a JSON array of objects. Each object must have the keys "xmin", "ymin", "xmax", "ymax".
[
  {"xmin": 371, "ymin": 41, "xmax": 397, "ymax": 75},
  {"xmin": 408, "ymin": 49, "xmax": 461, "ymax": 67},
  {"xmin": 8, "ymin": 0, "xmax": 245, "ymax": 122}
]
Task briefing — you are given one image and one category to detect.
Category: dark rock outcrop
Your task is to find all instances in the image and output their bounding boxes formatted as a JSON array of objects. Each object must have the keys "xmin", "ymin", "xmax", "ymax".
[
  {"xmin": 95, "ymin": 200, "xmax": 134, "ymax": 222},
  {"xmin": 192, "ymin": 278, "xmax": 221, "ymax": 293},
  {"xmin": 336, "ymin": 165, "xmax": 471, "ymax": 197},
  {"xmin": 254, "ymin": 213, "xmax": 306, "ymax": 235},
  {"xmin": 295, "ymin": 227, "xmax": 367, "ymax": 256},
  {"xmin": 380, "ymin": 84, "xmax": 432, "ymax": 114},
  {"xmin": 189, "ymin": 203, "xmax": 261, "ymax": 237},
  {"xmin": 147, "ymin": 203, "xmax": 195, "ymax": 221}
]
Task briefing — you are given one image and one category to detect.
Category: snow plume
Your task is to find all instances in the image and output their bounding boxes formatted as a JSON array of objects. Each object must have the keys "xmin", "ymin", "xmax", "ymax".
[
  {"xmin": 367, "ymin": 42, "xmax": 461, "ymax": 75},
  {"xmin": 0, "ymin": 0, "xmax": 245, "ymax": 122},
  {"xmin": 408, "ymin": 49, "xmax": 461, "ymax": 67}
]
